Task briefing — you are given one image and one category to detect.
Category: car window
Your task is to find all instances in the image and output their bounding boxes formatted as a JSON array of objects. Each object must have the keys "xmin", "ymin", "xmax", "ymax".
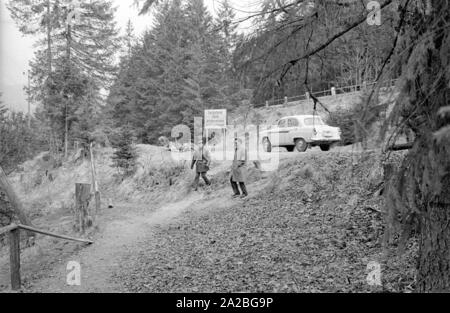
[
  {"xmin": 303, "ymin": 117, "xmax": 324, "ymax": 126},
  {"xmin": 278, "ymin": 119, "xmax": 287, "ymax": 127},
  {"xmin": 288, "ymin": 118, "xmax": 299, "ymax": 127}
]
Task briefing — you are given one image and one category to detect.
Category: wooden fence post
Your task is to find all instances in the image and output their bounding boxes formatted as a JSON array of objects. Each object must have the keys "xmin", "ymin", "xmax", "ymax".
[
  {"xmin": 9, "ymin": 227, "xmax": 21, "ymax": 290},
  {"xmin": 89, "ymin": 143, "xmax": 101, "ymax": 222},
  {"xmin": 2, "ymin": 223, "xmax": 93, "ymax": 291},
  {"xmin": 75, "ymin": 183, "xmax": 91, "ymax": 233}
]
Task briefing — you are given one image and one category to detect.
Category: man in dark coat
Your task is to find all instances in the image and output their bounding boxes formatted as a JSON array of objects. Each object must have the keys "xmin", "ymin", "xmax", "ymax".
[
  {"xmin": 191, "ymin": 137, "xmax": 211, "ymax": 191},
  {"xmin": 230, "ymin": 138, "xmax": 248, "ymax": 198}
]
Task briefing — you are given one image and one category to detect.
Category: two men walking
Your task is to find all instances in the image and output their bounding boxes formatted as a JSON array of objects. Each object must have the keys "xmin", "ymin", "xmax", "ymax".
[{"xmin": 191, "ymin": 136, "xmax": 248, "ymax": 198}]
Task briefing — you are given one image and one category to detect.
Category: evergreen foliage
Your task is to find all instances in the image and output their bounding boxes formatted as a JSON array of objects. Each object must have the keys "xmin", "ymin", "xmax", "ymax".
[
  {"xmin": 107, "ymin": 0, "xmax": 241, "ymax": 144},
  {"xmin": 8, "ymin": 0, "xmax": 119, "ymax": 154},
  {"xmin": 110, "ymin": 126, "xmax": 137, "ymax": 176}
]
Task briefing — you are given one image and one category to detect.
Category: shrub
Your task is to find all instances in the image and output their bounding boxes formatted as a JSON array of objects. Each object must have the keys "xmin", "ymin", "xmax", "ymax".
[
  {"xmin": 326, "ymin": 108, "xmax": 357, "ymax": 145},
  {"xmin": 327, "ymin": 90, "xmax": 390, "ymax": 147},
  {"xmin": 110, "ymin": 126, "xmax": 137, "ymax": 177},
  {"xmin": 0, "ymin": 112, "xmax": 46, "ymax": 173}
]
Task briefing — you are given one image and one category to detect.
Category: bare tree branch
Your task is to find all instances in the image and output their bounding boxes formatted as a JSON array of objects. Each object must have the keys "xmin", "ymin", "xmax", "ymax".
[{"xmin": 275, "ymin": 0, "xmax": 394, "ymax": 83}]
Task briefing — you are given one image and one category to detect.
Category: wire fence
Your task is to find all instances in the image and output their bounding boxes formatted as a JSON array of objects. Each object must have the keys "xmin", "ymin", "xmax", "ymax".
[{"xmin": 254, "ymin": 79, "xmax": 398, "ymax": 108}]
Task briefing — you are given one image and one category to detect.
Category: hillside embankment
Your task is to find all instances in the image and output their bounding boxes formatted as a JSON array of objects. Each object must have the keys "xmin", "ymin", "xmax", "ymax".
[
  {"xmin": 0, "ymin": 144, "xmax": 415, "ymax": 292},
  {"xmin": 112, "ymin": 149, "xmax": 417, "ymax": 293},
  {"xmin": 229, "ymin": 89, "xmax": 399, "ymax": 126}
]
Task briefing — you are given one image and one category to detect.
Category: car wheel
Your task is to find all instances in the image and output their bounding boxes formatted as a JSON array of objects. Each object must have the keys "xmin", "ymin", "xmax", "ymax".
[
  {"xmin": 295, "ymin": 138, "xmax": 307, "ymax": 152},
  {"xmin": 285, "ymin": 146, "xmax": 295, "ymax": 152},
  {"xmin": 262, "ymin": 137, "xmax": 272, "ymax": 152},
  {"xmin": 319, "ymin": 144, "xmax": 330, "ymax": 151}
]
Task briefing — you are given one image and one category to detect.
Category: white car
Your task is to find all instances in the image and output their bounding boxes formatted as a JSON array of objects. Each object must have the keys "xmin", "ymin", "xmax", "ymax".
[{"xmin": 260, "ymin": 115, "xmax": 341, "ymax": 152}]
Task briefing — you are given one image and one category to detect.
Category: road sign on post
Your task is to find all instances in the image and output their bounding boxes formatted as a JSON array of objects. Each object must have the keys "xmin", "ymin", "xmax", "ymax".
[
  {"xmin": 204, "ymin": 109, "xmax": 227, "ymax": 129},
  {"xmin": 204, "ymin": 109, "xmax": 228, "ymax": 160}
]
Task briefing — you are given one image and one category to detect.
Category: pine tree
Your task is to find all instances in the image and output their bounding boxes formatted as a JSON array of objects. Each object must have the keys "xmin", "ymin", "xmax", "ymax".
[
  {"xmin": 181, "ymin": 0, "xmax": 241, "ymax": 128},
  {"xmin": 152, "ymin": 0, "xmax": 188, "ymax": 132},
  {"xmin": 107, "ymin": 0, "xmax": 240, "ymax": 143},
  {"xmin": 110, "ymin": 126, "xmax": 137, "ymax": 177},
  {"xmin": 124, "ymin": 19, "xmax": 136, "ymax": 59},
  {"xmin": 214, "ymin": 0, "xmax": 238, "ymax": 64},
  {"xmin": 8, "ymin": 0, "xmax": 120, "ymax": 156},
  {"xmin": 384, "ymin": 0, "xmax": 450, "ymax": 291},
  {"xmin": 212, "ymin": 0, "xmax": 242, "ymax": 110},
  {"xmin": 108, "ymin": 0, "xmax": 187, "ymax": 143}
]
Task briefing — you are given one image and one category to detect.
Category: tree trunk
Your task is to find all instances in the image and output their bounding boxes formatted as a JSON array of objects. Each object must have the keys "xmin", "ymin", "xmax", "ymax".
[
  {"xmin": 64, "ymin": 22, "xmax": 72, "ymax": 159},
  {"xmin": 9, "ymin": 227, "xmax": 21, "ymax": 290},
  {"xmin": 47, "ymin": 0, "xmax": 52, "ymax": 75},
  {"xmin": 417, "ymin": 202, "xmax": 450, "ymax": 292},
  {"xmin": 393, "ymin": 0, "xmax": 450, "ymax": 292},
  {"xmin": 65, "ymin": 103, "xmax": 69, "ymax": 158},
  {"xmin": 75, "ymin": 183, "xmax": 91, "ymax": 234}
]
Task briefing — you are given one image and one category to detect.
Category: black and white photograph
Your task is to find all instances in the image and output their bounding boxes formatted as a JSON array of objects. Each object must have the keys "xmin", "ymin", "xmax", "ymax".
[{"xmin": 0, "ymin": 0, "xmax": 449, "ymax": 297}]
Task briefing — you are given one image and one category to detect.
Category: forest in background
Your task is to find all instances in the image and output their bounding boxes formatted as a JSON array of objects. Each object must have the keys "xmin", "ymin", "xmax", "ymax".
[
  {"xmin": 1, "ymin": 0, "xmax": 400, "ymax": 154},
  {"xmin": 1, "ymin": 0, "xmax": 449, "ymax": 292}
]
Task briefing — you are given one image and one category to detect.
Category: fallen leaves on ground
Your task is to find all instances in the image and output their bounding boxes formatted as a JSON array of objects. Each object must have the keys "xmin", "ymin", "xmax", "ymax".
[{"xmin": 112, "ymin": 151, "xmax": 417, "ymax": 293}]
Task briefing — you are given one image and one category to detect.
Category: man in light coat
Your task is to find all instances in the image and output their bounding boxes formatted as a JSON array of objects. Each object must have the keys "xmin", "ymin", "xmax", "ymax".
[
  {"xmin": 230, "ymin": 138, "xmax": 248, "ymax": 198},
  {"xmin": 191, "ymin": 137, "xmax": 211, "ymax": 191}
]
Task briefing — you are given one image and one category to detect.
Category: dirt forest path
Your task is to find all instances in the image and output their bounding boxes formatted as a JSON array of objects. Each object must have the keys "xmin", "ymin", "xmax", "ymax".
[
  {"xmin": 26, "ymin": 192, "xmax": 206, "ymax": 292},
  {"xmin": 0, "ymin": 150, "xmax": 357, "ymax": 292},
  {"xmin": 23, "ymin": 173, "xmax": 269, "ymax": 293},
  {"xmin": 0, "ymin": 144, "xmax": 272, "ymax": 292}
]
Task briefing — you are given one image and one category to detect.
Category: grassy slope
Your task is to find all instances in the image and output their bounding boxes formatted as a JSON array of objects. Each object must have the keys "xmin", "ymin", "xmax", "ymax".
[
  {"xmin": 0, "ymin": 144, "xmax": 198, "ymax": 291},
  {"xmin": 113, "ymin": 151, "xmax": 417, "ymax": 293},
  {"xmin": 5, "ymin": 145, "xmax": 196, "ymax": 223},
  {"xmin": 1, "ymin": 145, "xmax": 417, "ymax": 292}
]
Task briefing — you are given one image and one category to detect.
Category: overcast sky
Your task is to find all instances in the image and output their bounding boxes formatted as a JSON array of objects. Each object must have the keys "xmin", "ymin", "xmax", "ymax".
[{"xmin": 0, "ymin": 0, "xmax": 256, "ymax": 112}]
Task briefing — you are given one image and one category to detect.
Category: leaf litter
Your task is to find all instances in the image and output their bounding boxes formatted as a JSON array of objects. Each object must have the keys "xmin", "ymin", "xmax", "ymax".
[{"xmin": 112, "ymin": 151, "xmax": 417, "ymax": 293}]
